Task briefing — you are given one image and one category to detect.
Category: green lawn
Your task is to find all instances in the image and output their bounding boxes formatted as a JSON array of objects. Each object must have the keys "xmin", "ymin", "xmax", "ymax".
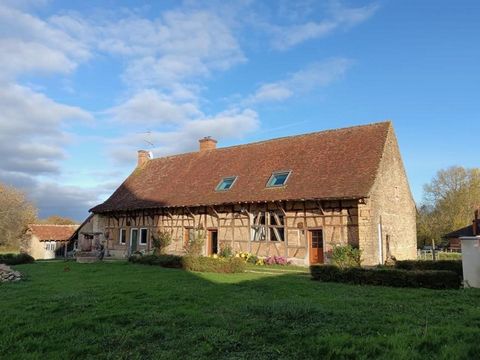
[{"xmin": 1, "ymin": 262, "xmax": 479, "ymax": 360}]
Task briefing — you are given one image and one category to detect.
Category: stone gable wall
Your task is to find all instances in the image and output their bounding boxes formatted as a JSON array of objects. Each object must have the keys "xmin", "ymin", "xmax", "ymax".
[{"xmin": 359, "ymin": 126, "xmax": 417, "ymax": 265}]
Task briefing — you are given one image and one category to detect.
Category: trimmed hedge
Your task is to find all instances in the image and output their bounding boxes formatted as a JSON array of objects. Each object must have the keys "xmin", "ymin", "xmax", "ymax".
[
  {"xmin": 129, "ymin": 254, "xmax": 245, "ymax": 273},
  {"xmin": 310, "ymin": 265, "xmax": 461, "ymax": 289},
  {"xmin": 0, "ymin": 253, "xmax": 34, "ymax": 265},
  {"xmin": 128, "ymin": 254, "xmax": 183, "ymax": 268},
  {"xmin": 182, "ymin": 256, "xmax": 245, "ymax": 273},
  {"xmin": 395, "ymin": 260, "xmax": 463, "ymax": 278}
]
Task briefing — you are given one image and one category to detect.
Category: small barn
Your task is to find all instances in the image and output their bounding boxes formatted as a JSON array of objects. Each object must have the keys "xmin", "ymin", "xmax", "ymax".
[
  {"xmin": 445, "ymin": 209, "xmax": 479, "ymax": 252},
  {"xmin": 82, "ymin": 121, "xmax": 417, "ymax": 265},
  {"xmin": 26, "ymin": 224, "xmax": 78, "ymax": 260}
]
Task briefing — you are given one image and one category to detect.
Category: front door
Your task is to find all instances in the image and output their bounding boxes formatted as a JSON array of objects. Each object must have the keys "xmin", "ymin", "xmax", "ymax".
[
  {"xmin": 208, "ymin": 230, "xmax": 218, "ymax": 255},
  {"xmin": 309, "ymin": 229, "xmax": 324, "ymax": 264},
  {"xmin": 130, "ymin": 228, "xmax": 138, "ymax": 254}
]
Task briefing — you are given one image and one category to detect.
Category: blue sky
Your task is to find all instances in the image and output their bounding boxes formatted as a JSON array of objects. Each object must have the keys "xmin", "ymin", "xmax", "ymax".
[{"xmin": 0, "ymin": 0, "xmax": 479, "ymax": 221}]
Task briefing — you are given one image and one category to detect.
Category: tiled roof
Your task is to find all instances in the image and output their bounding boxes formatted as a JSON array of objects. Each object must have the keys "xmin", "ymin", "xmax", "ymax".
[
  {"xmin": 91, "ymin": 121, "xmax": 392, "ymax": 212},
  {"xmin": 28, "ymin": 224, "xmax": 79, "ymax": 241}
]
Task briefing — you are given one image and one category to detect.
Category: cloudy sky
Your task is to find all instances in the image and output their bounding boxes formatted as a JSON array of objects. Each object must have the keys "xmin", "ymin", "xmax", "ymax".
[{"xmin": 0, "ymin": 0, "xmax": 479, "ymax": 221}]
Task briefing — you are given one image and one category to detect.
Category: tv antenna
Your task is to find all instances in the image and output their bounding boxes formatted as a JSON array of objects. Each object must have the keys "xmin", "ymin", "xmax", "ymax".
[{"xmin": 137, "ymin": 130, "xmax": 155, "ymax": 149}]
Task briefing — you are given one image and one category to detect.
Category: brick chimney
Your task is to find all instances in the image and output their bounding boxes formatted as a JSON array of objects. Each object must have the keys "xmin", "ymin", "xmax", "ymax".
[
  {"xmin": 199, "ymin": 136, "xmax": 217, "ymax": 152},
  {"xmin": 137, "ymin": 150, "xmax": 152, "ymax": 167}
]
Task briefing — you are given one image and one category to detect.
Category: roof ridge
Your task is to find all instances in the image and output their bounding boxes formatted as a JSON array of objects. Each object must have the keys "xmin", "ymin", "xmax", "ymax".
[
  {"xmin": 29, "ymin": 224, "xmax": 79, "ymax": 227},
  {"xmin": 148, "ymin": 120, "xmax": 392, "ymax": 162}
]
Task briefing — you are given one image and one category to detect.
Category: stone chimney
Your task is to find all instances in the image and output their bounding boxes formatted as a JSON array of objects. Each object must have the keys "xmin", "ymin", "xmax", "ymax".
[
  {"xmin": 199, "ymin": 136, "xmax": 217, "ymax": 152},
  {"xmin": 137, "ymin": 150, "xmax": 152, "ymax": 167}
]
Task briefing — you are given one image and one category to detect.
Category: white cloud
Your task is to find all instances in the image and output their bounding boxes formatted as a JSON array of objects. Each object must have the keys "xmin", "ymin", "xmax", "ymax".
[
  {"xmin": 0, "ymin": 83, "xmax": 91, "ymax": 175},
  {"xmin": 109, "ymin": 108, "xmax": 259, "ymax": 163},
  {"xmin": 247, "ymin": 58, "xmax": 352, "ymax": 104},
  {"xmin": 105, "ymin": 89, "xmax": 203, "ymax": 127},
  {"xmin": 269, "ymin": 2, "xmax": 379, "ymax": 50},
  {"xmin": 0, "ymin": 4, "xmax": 90, "ymax": 80}
]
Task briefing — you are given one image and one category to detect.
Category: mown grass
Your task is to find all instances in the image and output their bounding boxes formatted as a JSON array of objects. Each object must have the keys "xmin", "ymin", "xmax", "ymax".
[{"xmin": 1, "ymin": 261, "xmax": 479, "ymax": 360}]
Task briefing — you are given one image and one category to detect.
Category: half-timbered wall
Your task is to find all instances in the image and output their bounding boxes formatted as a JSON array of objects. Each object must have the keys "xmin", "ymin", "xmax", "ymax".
[{"xmin": 97, "ymin": 199, "xmax": 361, "ymax": 265}]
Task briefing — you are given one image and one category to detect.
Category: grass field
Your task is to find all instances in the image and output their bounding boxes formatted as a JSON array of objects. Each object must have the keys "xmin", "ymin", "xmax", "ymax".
[{"xmin": 1, "ymin": 262, "xmax": 479, "ymax": 360}]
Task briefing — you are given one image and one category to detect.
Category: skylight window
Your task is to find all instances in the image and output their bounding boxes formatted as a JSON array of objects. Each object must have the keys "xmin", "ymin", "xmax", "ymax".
[
  {"xmin": 216, "ymin": 176, "xmax": 237, "ymax": 191},
  {"xmin": 266, "ymin": 171, "xmax": 291, "ymax": 187}
]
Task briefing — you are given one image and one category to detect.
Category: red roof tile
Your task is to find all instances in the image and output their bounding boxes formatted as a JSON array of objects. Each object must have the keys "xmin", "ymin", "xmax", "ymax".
[
  {"xmin": 92, "ymin": 122, "xmax": 392, "ymax": 212},
  {"xmin": 29, "ymin": 224, "xmax": 78, "ymax": 241}
]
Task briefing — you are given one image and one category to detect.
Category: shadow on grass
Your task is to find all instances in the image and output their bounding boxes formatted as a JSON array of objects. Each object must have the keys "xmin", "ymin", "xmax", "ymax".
[{"xmin": 1, "ymin": 261, "xmax": 479, "ymax": 360}]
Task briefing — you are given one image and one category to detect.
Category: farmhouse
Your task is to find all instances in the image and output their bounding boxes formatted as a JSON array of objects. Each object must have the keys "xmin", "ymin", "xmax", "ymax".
[
  {"xmin": 26, "ymin": 224, "xmax": 78, "ymax": 260},
  {"xmin": 83, "ymin": 121, "xmax": 416, "ymax": 266}
]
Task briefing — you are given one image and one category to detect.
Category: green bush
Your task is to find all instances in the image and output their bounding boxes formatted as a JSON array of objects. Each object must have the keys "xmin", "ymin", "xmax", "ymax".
[
  {"xmin": 129, "ymin": 254, "xmax": 245, "ymax": 273},
  {"xmin": 218, "ymin": 243, "xmax": 233, "ymax": 258},
  {"xmin": 151, "ymin": 230, "xmax": 172, "ymax": 255},
  {"xmin": 310, "ymin": 265, "xmax": 461, "ymax": 289},
  {"xmin": 129, "ymin": 254, "xmax": 183, "ymax": 268},
  {"xmin": 395, "ymin": 260, "xmax": 463, "ymax": 278},
  {"xmin": 331, "ymin": 245, "xmax": 362, "ymax": 268},
  {"xmin": 183, "ymin": 256, "xmax": 245, "ymax": 273},
  {"xmin": 0, "ymin": 253, "xmax": 34, "ymax": 265}
]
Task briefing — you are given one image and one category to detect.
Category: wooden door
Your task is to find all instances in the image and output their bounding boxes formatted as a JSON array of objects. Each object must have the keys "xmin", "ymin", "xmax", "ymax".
[
  {"xmin": 208, "ymin": 230, "xmax": 218, "ymax": 255},
  {"xmin": 130, "ymin": 229, "xmax": 138, "ymax": 253},
  {"xmin": 309, "ymin": 229, "xmax": 324, "ymax": 264}
]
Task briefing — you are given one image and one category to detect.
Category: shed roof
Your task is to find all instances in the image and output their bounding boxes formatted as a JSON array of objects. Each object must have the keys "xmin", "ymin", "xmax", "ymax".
[
  {"xmin": 91, "ymin": 121, "xmax": 392, "ymax": 213},
  {"xmin": 28, "ymin": 224, "xmax": 79, "ymax": 241}
]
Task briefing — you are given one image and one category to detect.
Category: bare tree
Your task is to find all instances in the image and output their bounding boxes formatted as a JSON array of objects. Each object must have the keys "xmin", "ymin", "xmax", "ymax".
[
  {"xmin": 418, "ymin": 166, "xmax": 480, "ymax": 246},
  {"xmin": 0, "ymin": 183, "xmax": 37, "ymax": 250},
  {"xmin": 40, "ymin": 215, "xmax": 78, "ymax": 225}
]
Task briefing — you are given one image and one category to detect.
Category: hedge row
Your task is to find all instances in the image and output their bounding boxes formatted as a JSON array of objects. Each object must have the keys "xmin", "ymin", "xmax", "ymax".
[
  {"xmin": 395, "ymin": 260, "xmax": 463, "ymax": 278},
  {"xmin": 129, "ymin": 254, "xmax": 183, "ymax": 268},
  {"xmin": 310, "ymin": 265, "xmax": 461, "ymax": 289},
  {"xmin": 128, "ymin": 254, "xmax": 246, "ymax": 273},
  {"xmin": 0, "ymin": 253, "xmax": 34, "ymax": 265}
]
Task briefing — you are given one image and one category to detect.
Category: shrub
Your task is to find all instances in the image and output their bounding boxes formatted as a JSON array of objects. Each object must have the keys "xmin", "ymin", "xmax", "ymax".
[
  {"xmin": 0, "ymin": 253, "xmax": 34, "ymax": 265},
  {"xmin": 218, "ymin": 243, "xmax": 233, "ymax": 258},
  {"xmin": 310, "ymin": 265, "xmax": 461, "ymax": 289},
  {"xmin": 264, "ymin": 255, "xmax": 290, "ymax": 265},
  {"xmin": 182, "ymin": 256, "xmax": 245, "ymax": 273},
  {"xmin": 128, "ymin": 254, "xmax": 183, "ymax": 268},
  {"xmin": 395, "ymin": 260, "xmax": 463, "ymax": 278},
  {"xmin": 331, "ymin": 245, "xmax": 362, "ymax": 268},
  {"xmin": 151, "ymin": 230, "xmax": 172, "ymax": 255},
  {"xmin": 184, "ymin": 230, "xmax": 205, "ymax": 257},
  {"xmin": 129, "ymin": 254, "xmax": 245, "ymax": 273}
]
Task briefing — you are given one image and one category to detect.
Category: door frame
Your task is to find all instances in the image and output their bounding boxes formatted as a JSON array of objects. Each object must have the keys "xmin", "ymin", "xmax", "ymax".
[
  {"xmin": 130, "ymin": 228, "xmax": 139, "ymax": 254},
  {"xmin": 308, "ymin": 228, "xmax": 324, "ymax": 265},
  {"xmin": 207, "ymin": 228, "xmax": 218, "ymax": 256}
]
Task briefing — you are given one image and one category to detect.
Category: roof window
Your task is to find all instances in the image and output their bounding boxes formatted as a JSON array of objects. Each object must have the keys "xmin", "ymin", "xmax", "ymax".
[
  {"xmin": 216, "ymin": 176, "xmax": 237, "ymax": 191},
  {"xmin": 266, "ymin": 171, "xmax": 291, "ymax": 187}
]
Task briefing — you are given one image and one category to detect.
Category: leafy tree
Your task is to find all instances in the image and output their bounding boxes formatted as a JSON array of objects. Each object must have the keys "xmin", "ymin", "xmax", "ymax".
[
  {"xmin": 0, "ymin": 183, "xmax": 37, "ymax": 250},
  {"xmin": 418, "ymin": 166, "xmax": 480, "ymax": 246}
]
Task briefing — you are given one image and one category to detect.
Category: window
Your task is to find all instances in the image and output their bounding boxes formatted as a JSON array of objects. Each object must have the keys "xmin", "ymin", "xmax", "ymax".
[
  {"xmin": 252, "ymin": 211, "xmax": 285, "ymax": 242},
  {"xmin": 140, "ymin": 228, "xmax": 148, "ymax": 245},
  {"xmin": 216, "ymin": 176, "xmax": 237, "ymax": 191},
  {"xmin": 266, "ymin": 171, "xmax": 291, "ymax": 187},
  {"xmin": 45, "ymin": 241, "xmax": 56, "ymax": 251},
  {"xmin": 119, "ymin": 228, "xmax": 126, "ymax": 245}
]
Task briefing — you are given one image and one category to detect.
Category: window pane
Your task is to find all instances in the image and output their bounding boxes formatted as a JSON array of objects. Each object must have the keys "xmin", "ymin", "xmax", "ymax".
[
  {"xmin": 216, "ymin": 177, "xmax": 236, "ymax": 191},
  {"xmin": 140, "ymin": 229, "xmax": 148, "ymax": 244},
  {"xmin": 267, "ymin": 171, "xmax": 291, "ymax": 187}
]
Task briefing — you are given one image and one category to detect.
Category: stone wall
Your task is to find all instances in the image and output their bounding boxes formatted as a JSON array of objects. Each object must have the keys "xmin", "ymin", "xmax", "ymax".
[{"xmin": 359, "ymin": 126, "xmax": 417, "ymax": 265}]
